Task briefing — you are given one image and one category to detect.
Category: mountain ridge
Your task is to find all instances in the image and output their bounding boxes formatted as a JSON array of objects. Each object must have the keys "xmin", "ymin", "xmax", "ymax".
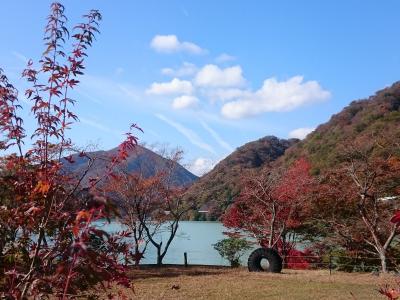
[
  {"xmin": 63, "ymin": 144, "xmax": 198, "ymax": 187},
  {"xmin": 282, "ymin": 81, "xmax": 400, "ymax": 173},
  {"xmin": 186, "ymin": 81, "xmax": 400, "ymax": 220},
  {"xmin": 185, "ymin": 136, "xmax": 298, "ymax": 219}
]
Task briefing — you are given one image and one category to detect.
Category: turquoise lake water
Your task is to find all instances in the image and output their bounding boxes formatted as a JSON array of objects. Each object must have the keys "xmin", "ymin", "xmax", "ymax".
[{"xmin": 104, "ymin": 221, "xmax": 257, "ymax": 266}]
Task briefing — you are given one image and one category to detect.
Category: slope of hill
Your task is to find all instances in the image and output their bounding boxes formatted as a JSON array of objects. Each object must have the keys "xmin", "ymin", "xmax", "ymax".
[
  {"xmin": 186, "ymin": 81, "xmax": 400, "ymax": 220},
  {"xmin": 283, "ymin": 81, "xmax": 400, "ymax": 173},
  {"xmin": 65, "ymin": 82, "xmax": 400, "ymax": 219},
  {"xmin": 63, "ymin": 145, "xmax": 198, "ymax": 187},
  {"xmin": 185, "ymin": 136, "xmax": 298, "ymax": 219}
]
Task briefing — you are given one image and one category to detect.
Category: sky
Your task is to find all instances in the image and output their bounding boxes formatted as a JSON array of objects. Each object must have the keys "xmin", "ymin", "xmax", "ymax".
[{"xmin": 1, "ymin": 1, "xmax": 400, "ymax": 175}]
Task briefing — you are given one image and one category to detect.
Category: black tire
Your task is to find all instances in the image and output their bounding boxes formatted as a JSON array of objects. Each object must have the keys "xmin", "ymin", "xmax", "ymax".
[{"xmin": 247, "ymin": 248, "xmax": 282, "ymax": 273}]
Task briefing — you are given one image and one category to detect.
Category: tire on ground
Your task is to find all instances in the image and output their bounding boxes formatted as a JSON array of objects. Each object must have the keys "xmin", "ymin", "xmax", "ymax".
[{"xmin": 247, "ymin": 248, "xmax": 282, "ymax": 273}]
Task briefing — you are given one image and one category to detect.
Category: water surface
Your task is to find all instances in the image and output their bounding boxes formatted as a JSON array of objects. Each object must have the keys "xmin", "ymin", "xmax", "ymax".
[{"xmin": 105, "ymin": 221, "xmax": 255, "ymax": 266}]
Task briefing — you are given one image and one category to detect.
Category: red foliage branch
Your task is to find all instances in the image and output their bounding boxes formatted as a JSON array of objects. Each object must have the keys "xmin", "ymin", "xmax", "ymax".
[
  {"xmin": 0, "ymin": 70, "xmax": 25, "ymax": 156},
  {"xmin": 0, "ymin": 3, "xmax": 139, "ymax": 299}
]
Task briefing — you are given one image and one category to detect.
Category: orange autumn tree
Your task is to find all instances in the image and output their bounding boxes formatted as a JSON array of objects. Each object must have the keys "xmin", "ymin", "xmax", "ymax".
[{"xmin": 0, "ymin": 3, "xmax": 139, "ymax": 298}]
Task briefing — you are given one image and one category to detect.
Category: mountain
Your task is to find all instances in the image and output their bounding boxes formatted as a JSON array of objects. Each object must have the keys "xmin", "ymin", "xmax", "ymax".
[
  {"xmin": 186, "ymin": 81, "xmax": 400, "ymax": 220},
  {"xmin": 282, "ymin": 81, "xmax": 400, "ymax": 174},
  {"xmin": 63, "ymin": 145, "xmax": 198, "ymax": 187},
  {"xmin": 185, "ymin": 136, "xmax": 298, "ymax": 220},
  {"xmin": 64, "ymin": 82, "xmax": 400, "ymax": 219}
]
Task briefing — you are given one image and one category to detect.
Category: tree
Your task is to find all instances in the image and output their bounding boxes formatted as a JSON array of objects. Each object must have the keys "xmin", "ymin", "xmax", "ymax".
[
  {"xmin": 109, "ymin": 148, "xmax": 195, "ymax": 266},
  {"xmin": 0, "ymin": 3, "xmax": 139, "ymax": 298},
  {"xmin": 378, "ymin": 212, "xmax": 400, "ymax": 298},
  {"xmin": 143, "ymin": 179, "xmax": 189, "ymax": 266},
  {"xmin": 223, "ymin": 158, "xmax": 313, "ymax": 260},
  {"xmin": 310, "ymin": 140, "xmax": 400, "ymax": 273},
  {"xmin": 213, "ymin": 237, "xmax": 251, "ymax": 267},
  {"xmin": 108, "ymin": 172, "xmax": 155, "ymax": 266},
  {"xmin": 346, "ymin": 148, "xmax": 400, "ymax": 273}
]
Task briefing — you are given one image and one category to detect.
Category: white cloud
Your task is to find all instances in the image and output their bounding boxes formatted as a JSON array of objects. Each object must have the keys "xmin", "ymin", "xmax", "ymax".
[
  {"xmin": 12, "ymin": 51, "xmax": 28, "ymax": 63},
  {"xmin": 80, "ymin": 117, "xmax": 122, "ymax": 137},
  {"xmin": 161, "ymin": 62, "xmax": 197, "ymax": 77},
  {"xmin": 221, "ymin": 76, "xmax": 331, "ymax": 119},
  {"xmin": 215, "ymin": 53, "xmax": 236, "ymax": 63},
  {"xmin": 146, "ymin": 78, "xmax": 193, "ymax": 95},
  {"xmin": 117, "ymin": 84, "xmax": 141, "ymax": 101},
  {"xmin": 155, "ymin": 114, "xmax": 215, "ymax": 154},
  {"xmin": 150, "ymin": 35, "xmax": 206, "ymax": 54},
  {"xmin": 80, "ymin": 75, "xmax": 141, "ymax": 103},
  {"xmin": 172, "ymin": 95, "xmax": 199, "ymax": 110},
  {"xmin": 195, "ymin": 64, "xmax": 245, "ymax": 88},
  {"xmin": 200, "ymin": 121, "xmax": 234, "ymax": 152},
  {"xmin": 161, "ymin": 68, "xmax": 174, "ymax": 75},
  {"xmin": 75, "ymin": 90, "xmax": 102, "ymax": 104},
  {"xmin": 80, "ymin": 117, "xmax": 111, "ymax": 133},
  {"xmin": 188, "ymin": 157, "xmax": 216, "ymax": 176},
  {"xmin": 288, "ymin": 127, "xmax": 315, "ymax": 139},
  {"xmin": 207, "ymin": 88, "xmax": 251, "ymax": 102}
]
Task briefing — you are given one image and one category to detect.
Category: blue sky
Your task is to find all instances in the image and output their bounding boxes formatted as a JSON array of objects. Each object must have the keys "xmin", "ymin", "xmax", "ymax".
[{"xmin": 1, "ymin": 1, "xmax": 400, "ymax": 175}]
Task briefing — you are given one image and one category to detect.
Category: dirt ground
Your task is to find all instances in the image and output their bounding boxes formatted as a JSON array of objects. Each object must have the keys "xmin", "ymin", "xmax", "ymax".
[{"xmin": 99, "ymin": 265, "xmax": 397, "ymax": 299}]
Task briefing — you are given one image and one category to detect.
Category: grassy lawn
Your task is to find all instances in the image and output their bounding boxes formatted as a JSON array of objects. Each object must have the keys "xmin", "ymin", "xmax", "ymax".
[{"xmin": 103, "ymin": 266, "xmax": 395, "ymax": 299}]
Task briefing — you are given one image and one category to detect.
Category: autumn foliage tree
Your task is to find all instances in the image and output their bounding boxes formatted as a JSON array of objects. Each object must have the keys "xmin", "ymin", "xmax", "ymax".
[
  {"xmin": 0, "ymin": 3, "xmax": 139, "ymax": 298},
  {"xmin": 142, "ymin": 174, "xmax": 190, "ymax": 266},
  {"xmin": 378, "ymin": 211, "xmax": 400, "ymax": 299},
  {"xmin": 309, "ymin": 139, "xmax": 400, "ymax": 273},
  {"xmin": 107, "ymin": 172, "xmax": 156, "ymax": 266},
  {"xmin": 223, "ymin": 158, "xmax": 313, "ymax": 260},
  {"xmin": 108, "ymin": 149, "xmax": 195, "ymax": 266}
]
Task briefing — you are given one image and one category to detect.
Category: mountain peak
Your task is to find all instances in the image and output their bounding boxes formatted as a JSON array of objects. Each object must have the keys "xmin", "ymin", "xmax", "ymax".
[{"xmin": 64, "ymin": 144, "xmax": 198, "ymax": 187}]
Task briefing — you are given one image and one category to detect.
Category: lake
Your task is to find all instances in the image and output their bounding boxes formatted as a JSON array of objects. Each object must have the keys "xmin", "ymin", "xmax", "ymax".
[{"xmin": 104, "ymin": 221, "xmax": 257, "ymax": 266}]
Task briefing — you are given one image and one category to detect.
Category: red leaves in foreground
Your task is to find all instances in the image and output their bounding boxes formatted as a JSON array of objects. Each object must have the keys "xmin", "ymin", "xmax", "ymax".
[
  {"xmin": 0, "ymin": 3, "xmax": 138, "ymax": 299},
  {"xmin": 391, "ymin": 211, "xmax": 400, "ymax": 224},
  {"xmin": 117, "ymin": 124, "xmax": 143, "ymax": 161},
  {"xmin": 379, "ymin": 285, "xmax": 400, "ymax": 300}
]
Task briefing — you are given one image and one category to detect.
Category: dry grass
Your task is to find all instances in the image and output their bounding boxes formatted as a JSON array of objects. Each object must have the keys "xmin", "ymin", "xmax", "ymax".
[{"xmin": 103, "ymin": 266, "xmax": 397, "ymax": 299}]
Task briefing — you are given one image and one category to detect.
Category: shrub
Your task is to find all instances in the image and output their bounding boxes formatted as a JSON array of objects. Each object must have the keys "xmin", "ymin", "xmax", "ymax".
[{"xmin": 213, "ymin": 238, "xmax": 251, "ymax": 267}]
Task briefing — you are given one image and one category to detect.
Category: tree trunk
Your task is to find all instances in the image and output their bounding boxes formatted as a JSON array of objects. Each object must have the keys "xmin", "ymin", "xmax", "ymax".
[
  {"xmin": 156, "ymin": 246, "xmax": 163, "ymax": 266},
  {"xmin": 379, "ymin": 251, "xmax": 388, "ymax": 273},
  {"xmin": 269, "ymin": 203, "xmax": 276, "ymax": 248},
  {"xmin": 134, "ymin": 245, "xmax": 140, "ymax": 266}
]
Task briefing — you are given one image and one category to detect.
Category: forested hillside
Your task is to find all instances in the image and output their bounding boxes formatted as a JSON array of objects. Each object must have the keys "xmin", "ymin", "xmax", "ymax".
[
  {"xmin": 283, "ymin": 81, "xmax": 400, "ymax": 173},
  {"xmin": 186, "ymin": 136, "xmax": 298, "ymax": 219},
  {"xmin": 189, "ymin": 82, "xmax": 400, "ymax": 220}
]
